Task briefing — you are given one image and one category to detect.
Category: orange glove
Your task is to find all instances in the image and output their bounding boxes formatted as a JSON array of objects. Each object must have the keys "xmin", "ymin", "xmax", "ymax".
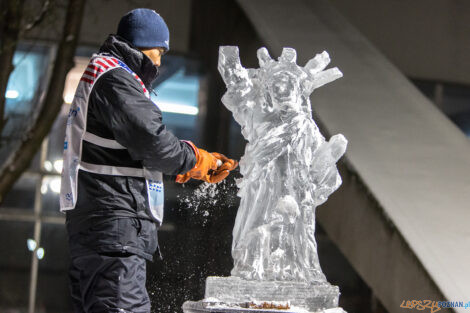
[
  {"xmin": 211, "ymin": 152, "xmax": 238, "ymax": 181},
  {"xmin": 175, "ymin": 143, "xmax": 238, "ymax": 184}
]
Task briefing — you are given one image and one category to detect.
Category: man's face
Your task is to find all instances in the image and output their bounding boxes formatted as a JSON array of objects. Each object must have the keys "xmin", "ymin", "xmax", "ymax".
[{"xmin": 140, "ymin": 47, "xmax": 165, "ymax": 67}]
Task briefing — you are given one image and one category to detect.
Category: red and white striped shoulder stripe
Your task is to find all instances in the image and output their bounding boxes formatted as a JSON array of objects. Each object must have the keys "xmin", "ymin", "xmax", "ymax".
[
  {"xmin": 80, "ymin": 57, "xmax": 119, "ymax": 85},
  {"xmin": 79, "ymin": 56, "xmax": 149, "ymax": 98}
]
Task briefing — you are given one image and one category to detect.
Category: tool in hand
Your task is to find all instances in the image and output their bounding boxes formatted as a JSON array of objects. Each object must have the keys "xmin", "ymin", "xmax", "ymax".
[{"xmin": 175, "ymin": 142, "xmax": 238, "ymax": 184}]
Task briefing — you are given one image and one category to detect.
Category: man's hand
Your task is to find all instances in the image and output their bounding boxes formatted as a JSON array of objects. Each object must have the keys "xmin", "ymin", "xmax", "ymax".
[
  {"xmin": 175, "ymin": 143, "xmax": 238, "ymax": 184},
  {"xmin": 210, "ymin": 152, "xmax": 238, "ymax": 182}
]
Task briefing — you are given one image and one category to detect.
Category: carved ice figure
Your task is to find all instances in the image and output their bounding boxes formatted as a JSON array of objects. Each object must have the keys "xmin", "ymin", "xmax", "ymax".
[{"xmin": 218, "ymin": 46, "xmax": 347, "ymax": 283}]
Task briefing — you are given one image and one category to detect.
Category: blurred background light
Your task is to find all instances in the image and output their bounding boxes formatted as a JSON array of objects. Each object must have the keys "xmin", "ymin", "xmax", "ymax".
[
  {"xmin": 157, "ymin": 102, "xmax": 199, "ymax": 115},
  {"xmin": 27, "ymin": 239, "xmax": 37, "ymax": 252},
  {"xmin": 53, "ymin": 160, "xmax": 63, "ymax": 173},
  {"xmin": 5, "ymin": 90, "xmax": 19, "ymax": 99},
  {"xmin": 63, "ymin": 58, "xmax": 89, "ymax": 105},
  {"xmin": 36, "ymin": 248, "xmax": 45, "ymax": 260},
  {"xmin": 5, "ymin": 48, "xmax": 49, "ymax": 115},
  {"xmin": 64, "ymin": 93, "xmax": 74, "ymax": 104},
  {"xmin": 43, "ymin": 161, "xmax": 53, "ymax": 172},
  {"xmin": 40, "ymin": 183, "xmax": 48, "ymax": 195},
  {"xmin": 41, "ymin": 176, "xmax": 61, "ymax": 194},
  {"xmin": 49, "ymin": 177, "xmax": 61, "ymax": 194}
]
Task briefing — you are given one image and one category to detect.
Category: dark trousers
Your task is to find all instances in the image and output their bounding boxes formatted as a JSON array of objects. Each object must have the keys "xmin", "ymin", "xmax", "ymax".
[
  {"xmin": 69, "ymin": 252, "xmax": 151, "ymax": 313},
  {"xmin": 66, "ymin": 217, "xmax": 159, "ymax": 313}
]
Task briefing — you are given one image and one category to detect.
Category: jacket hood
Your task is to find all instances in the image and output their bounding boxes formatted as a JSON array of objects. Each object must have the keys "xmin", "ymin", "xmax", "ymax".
[{"xmin": 99, "ymin": 34, "xmax": 159, "ymax": 88}]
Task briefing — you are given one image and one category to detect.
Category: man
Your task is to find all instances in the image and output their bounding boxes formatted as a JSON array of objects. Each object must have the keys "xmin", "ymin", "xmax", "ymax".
[{"xmin": 60, "ymin": 8, "xmax": 237, "ymax": 313}]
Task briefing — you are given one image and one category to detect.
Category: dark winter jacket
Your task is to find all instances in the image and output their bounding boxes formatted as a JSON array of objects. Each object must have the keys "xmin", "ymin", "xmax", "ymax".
[{"xmin": 66, "ymin": 35, "xmax": 196, "ymax": 261}]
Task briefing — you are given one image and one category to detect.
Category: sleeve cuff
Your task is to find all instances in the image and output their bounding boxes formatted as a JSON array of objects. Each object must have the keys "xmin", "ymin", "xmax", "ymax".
[{"xmin": 181, "ymin": 140, "xmax": 199, "ymax": 161}]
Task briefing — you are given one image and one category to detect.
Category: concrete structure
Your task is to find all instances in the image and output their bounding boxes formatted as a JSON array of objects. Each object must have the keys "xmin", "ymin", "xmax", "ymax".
[
  {"xmin": 28, "ymin": 0, "xmax": 470, "ymax": 85},
  {"xmin": 330, "ymin": 0, "xmax": 470, "ymax": 85},
  {"xmin": 236, "ymin": 1, "xmax": 470, "ymax": 312}
]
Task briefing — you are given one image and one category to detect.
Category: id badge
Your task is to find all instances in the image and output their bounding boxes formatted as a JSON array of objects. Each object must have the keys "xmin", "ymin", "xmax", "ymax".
[{"xmin": 146, "ymin": 179, "xmax": 164, "ymax": 224}]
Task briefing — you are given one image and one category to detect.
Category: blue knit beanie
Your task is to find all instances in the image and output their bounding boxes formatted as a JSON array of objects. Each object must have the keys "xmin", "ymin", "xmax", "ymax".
[{"xmin": 117, "ymin": 8, "xmax": 170, "ymax": 51}]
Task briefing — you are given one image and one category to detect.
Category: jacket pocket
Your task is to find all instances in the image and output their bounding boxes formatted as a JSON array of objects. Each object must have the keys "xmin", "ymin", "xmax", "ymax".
[
  {"xmin": 116, "ymin": 217, "xmax": 140, "ymax": 248},
  {"xmin": 138, "ymin": 219, "xmax": 159, "ymax": 256}
]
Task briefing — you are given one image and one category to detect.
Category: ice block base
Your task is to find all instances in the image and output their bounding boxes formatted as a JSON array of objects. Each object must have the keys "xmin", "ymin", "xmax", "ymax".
[
  {"xmin": 182, "ymin": 300, "xmax": 347, "ymax": 313},
  {"xmin": 202, "ymin": 276, "xmax": 339, "ymax": 312},
  {"xmin": 182, "ymin": 301, "xmax": 301, "ymax": 313}
]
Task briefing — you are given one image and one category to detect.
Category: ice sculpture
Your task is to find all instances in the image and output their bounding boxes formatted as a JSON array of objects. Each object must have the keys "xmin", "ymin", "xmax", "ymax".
[
  {"xmin": 183, "ymin": 46, "xmax": 347, "ymax": 313},
  {"xmin": 219, "ymin": 46, "xmax": 347, "ymax": 283}
]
